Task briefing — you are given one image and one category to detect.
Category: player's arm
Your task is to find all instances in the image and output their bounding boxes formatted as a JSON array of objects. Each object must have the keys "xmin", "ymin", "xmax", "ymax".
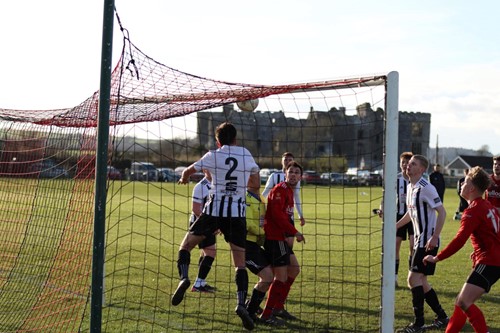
[
  {"xmin": 247, "ymin": 171, "xmax": 260, "ymax": 193},
  {"xmin": 179, "ymin": 164, "xmax": 198, "ymax": 184},
  {"xmin": 395, "ymin": 211, "xmax": 410, "ymax": 229},
  {"xmin": 261, "ymin": 174, "xmax": 275, "ymax": 198},
  {"xmin": 293, "ymin": 185, "xmax": 305, "ymax": 226},
  {"xmin": 426, "ymin": 205, "xmax": 446, "ymax": 251},
  {"xmin": 424, "ymin": 220, "xmax": 473, "ymax": 264}
]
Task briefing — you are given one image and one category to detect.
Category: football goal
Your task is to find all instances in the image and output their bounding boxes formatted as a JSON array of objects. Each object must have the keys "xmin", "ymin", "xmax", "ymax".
[{"xmin": 0, "ymin": 24, "xmax": 399, "ymax": 333}]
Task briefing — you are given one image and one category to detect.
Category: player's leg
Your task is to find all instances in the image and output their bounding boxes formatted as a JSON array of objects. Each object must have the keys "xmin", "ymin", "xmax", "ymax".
[
  {"xmin": 225, "ymin": 217, "xmax": 254, "ymax": 330},
  {"xmin": 273, "ymin": 251, "xmax": 299, "ymax": 320},
  {"xmin": 260, "ymin": 239, "xmax": 290, "ymax": 324},
  {"xmin": 395, "ymin": 236, "xmax": 403, "ymax": 286},
  {"xmin": 245, "ymin": 242, "xmax": 272, "ymax": 318},
  {"xmin": 450, "ymin": 264, "xmax": 500, "ymax": 333},
  {"xmin": 192, "ymin": 235, "xmax": 216, "ymax": 292},
  {"xmin": 172, "ymin": 215, "xmax": 212, "ymax": 306}
]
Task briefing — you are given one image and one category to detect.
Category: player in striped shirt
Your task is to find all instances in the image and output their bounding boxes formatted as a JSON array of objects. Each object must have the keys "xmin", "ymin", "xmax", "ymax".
[
  {"xmin": 378, "ymin": 151, "xmax": 414, "ymax": 286},
  {"xmin": 395, "ymin": 155, "xmax": 448, "ymax": 333},
  {"xmin": 424, "ymin": 166, "xmax": 500, "ymax": 333},
  {"xmin": 189, "ymin": 170, "xmax": 217, "ymax": 293},
  {"xmin": 172, "ymin": 122, "xmax": 260, "ymax": 331}
]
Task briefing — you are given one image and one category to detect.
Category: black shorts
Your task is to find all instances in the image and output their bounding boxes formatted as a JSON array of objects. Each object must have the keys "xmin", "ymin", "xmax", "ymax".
[
  {"xmin": 264, "ymin": 239, "xmax": 291, "ymax": 267},
  {"xmin": 466, "ymin": 264, "xmax": 500, "ymax": 293},
  {"xmin": 189, "ymin": 214, "xmax": 247, "ymax": 248},
  {"xmin": 410, "ymin": 246, "xmax": 438, "ymax": 276},
  {"xmin": 190, "ymin": 220, "xmax": 216, "ymax": 249},
  {"xmin": 396, "ymin": 214, "xmax": 414, "ymax": 240},
  {"xmin": 245, "ymin": 241, "xmax": 271, "ymax": 275}
]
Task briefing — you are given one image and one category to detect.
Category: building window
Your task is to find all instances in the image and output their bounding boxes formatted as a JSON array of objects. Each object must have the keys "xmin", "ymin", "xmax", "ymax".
[{"xmin": 412, "ymin": 122, "xmax": 423, "ymax": 137}]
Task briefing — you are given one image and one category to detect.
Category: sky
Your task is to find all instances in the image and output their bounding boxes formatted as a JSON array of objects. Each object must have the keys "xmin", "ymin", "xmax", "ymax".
[{"xmin": 1, "ymin": 1, "xmax": 499, "ymax": 155}]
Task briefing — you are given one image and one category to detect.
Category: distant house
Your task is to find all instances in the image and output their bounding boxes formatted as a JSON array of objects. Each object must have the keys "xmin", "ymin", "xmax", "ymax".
[{"xmin": 446, "ymin": 155, "xmax": 493, "ymax": 176}]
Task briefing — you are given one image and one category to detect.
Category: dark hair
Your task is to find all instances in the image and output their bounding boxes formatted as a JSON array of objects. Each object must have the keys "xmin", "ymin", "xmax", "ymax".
[
  {"xmin": 468, "ymin": 166, "xmax": 491, "ymax": 193},
  {"xmin": 282, "ymin": 152, "xmax": 294, "ymax": 158},
  {"xmin": 215, "ymin": 122, "xmax": 237, "ymax": 146},
  {"xmin": 285, "ymin": 161, "xmax": 303, "ymax": 175},
  {"xmin": 493, "ymin": 156, "xmax": 500, "ymax": 162}
]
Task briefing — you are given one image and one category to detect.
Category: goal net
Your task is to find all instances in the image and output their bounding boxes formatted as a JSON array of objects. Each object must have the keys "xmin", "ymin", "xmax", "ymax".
[{"xmin": 0, "ymin": 36, "xmax": 399, "ymax": 332}]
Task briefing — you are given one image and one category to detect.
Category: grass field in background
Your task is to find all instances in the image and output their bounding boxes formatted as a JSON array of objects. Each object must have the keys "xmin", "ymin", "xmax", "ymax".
[{"xmin": 99, "ymin": 182, "xmax": 500, "ymax": 332}]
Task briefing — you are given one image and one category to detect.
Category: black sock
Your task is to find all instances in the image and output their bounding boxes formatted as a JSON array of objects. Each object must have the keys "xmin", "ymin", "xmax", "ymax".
[
  {"xmin": 395, "ymin": 259, "xmax": 400, "ymax": 275},
  {"xmin": 235, "ymin": 268, "xmax": 249, "ymax": 306},
  {"xmin": 411, "ymin": 286, "xmax": 425, "ymax": 326},
  {"xmin": 177, "ymin": 249, "xmax": 191, "ymax": 280},
  {"xmin": 424, "ymin": 288, "xmax": 447, "ymax": 318},
  {"xmin": 198, "ymin": 255, "xmax": 215, "ymax": 280},
  {"xmin": 247, "ymin": 289, "xmax": 266, "ymax": 315}
]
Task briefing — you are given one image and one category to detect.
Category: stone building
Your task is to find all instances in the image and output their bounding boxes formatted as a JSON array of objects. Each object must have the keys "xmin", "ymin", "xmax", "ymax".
[{"xmin": 197, "ymin": 103, "xmax": 430, "ymax": 170}]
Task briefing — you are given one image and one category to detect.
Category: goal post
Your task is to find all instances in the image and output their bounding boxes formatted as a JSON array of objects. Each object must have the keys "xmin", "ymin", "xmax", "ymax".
[{"xmin": 381, "ymin": 70, "xmax": 399, "ymax": 333}]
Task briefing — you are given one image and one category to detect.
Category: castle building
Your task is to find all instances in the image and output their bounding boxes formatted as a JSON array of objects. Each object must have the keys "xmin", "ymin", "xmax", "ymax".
[{"xmin": 197, "ymin": 103, "xmax": 430, "ymax": 170}]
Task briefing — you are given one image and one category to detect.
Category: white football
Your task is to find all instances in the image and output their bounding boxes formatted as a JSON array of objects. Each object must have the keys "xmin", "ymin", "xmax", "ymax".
[{"xmin": 236, "ymin": 99, "xmax": 259, "ymax": 112}]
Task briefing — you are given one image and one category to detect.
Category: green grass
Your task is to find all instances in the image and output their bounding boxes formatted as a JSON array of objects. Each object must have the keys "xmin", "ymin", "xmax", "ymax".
[
  {"xmin": 1, "ymin": 180, "xmax": 499, "ymax": 332},
  {"xmin": 93, "ymin": 182, "xmax": 500, "ymax": 332}
]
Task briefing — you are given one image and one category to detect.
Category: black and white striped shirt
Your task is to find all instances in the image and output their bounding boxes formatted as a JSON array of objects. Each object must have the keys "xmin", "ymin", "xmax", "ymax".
[
  {"xmin": 407, "ymin": 177, "xmax": 443, "ymax": 248},
  {"xmin": 396, "ymin": 172, "xmax": 409, "ymax": 216},
  {"xmin": 194, "ymin": 145, "xmax": 259, "ymax": 218}
]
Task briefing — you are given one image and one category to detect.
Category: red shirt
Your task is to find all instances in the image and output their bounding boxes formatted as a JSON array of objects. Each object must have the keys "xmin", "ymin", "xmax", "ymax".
[
  {"xmin": 437, "ymin": 197, "xmax": 500, "ymax": 267},
  {"xmin": 485, "ymin": 175, "xmax": 500, "ymax": 209},
  {"xmin": 264, "ymin": 182, "xmax": 298, "ymax": 241}
]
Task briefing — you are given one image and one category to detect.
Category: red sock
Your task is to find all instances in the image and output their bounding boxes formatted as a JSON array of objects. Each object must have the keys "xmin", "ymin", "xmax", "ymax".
[
  {"xmin": 446, "ymin": 305, "xmax": 467, "ymax": 333},
  {"xmin": 275, "ymin": 276, "xmax": 295, "ymax": 310},
  {"xmin": 466, "ymin": 304, "xmax": 488, "ymax": 333},
  {"xmin": 261, "ymin": 280, "xmax": 285, "ymax": 319}
]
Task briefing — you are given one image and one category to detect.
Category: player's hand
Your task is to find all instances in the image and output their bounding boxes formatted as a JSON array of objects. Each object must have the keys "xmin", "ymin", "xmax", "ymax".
[
  {"xmin": 295, "ymin": 232, "xmax": 305, "ymax": 244},
  {"xmin": 423, "ymin": 255, "xmax": 438, "ymax": 265},
  {"xmin": 425, "ymin": 237, "xmax": 438, "ymax": 252},
  {"xmin": 178, "ymin": 177, "xmax": 188, "ymax": 185},
  {"xmin": 299, "ymin": 217, "xmax": 305, "ymax": 226}
]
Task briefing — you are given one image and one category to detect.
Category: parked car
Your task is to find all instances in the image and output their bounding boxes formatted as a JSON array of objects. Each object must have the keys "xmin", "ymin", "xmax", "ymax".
[
  {"xmin": 320, "ymin": 172, "xmax": 348, "ymax": 185},
  {"xmin": 302, "ymin": 170, "xmax": 322, "ymax": 185},
  {"xmin": 158, "ymin": 168, "xmax": 180, "ymax": 182},
  {"xmin": 28, "ymin": 160, "xmax": 68, "ymax": 179},
  {"xmin": 130, "ymin": 162, "xmax": 159, "ymax": 181},
  {"xmin": 107, "ymin": 166, "xmax": 122, "ymax": 180}
]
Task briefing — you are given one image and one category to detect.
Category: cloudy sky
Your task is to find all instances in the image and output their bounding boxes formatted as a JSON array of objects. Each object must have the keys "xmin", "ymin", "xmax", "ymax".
[{"xmin": 1, "ymin": 1, "xmax": 499, "ymax": 154}]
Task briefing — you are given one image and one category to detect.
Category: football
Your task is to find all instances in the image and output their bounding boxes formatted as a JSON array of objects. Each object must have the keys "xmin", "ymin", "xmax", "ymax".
[{"xmin": 236, "ymin": 99, "xmax": 259, "ymax": 112}]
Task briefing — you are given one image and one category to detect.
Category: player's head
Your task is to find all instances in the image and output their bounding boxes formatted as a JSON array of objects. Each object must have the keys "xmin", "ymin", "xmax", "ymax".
[
  {"xmin": 285, "ymin": 161, "xmax": 303, "ymax": 187},
  {"xmin": 434, "ymin": 164, "xmax": 442, "ymax": 172},
  {"xmin": 461, "ymin": 166, "xmax": 491, "ymax": 198},
  {"xmin": 399, "ymin": 151, "xmax": 413, "ymax": 175},
  {"xmin": 493, "ymin": 155, "xmax": 500, "ymax": 176},
  {"xmin": 281, "ymin": 152, "xmax": 294, "ymax": 170},
  {"xmin": 215, "ymin": 122, "xmax": 237, "ymax": 147},
  {"xmin": 407, "ymin": 154, "xmax": 428, "ymax": 179}
]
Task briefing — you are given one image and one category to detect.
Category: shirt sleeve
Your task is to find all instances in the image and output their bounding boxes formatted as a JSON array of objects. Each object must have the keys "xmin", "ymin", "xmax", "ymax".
[
  {"xmin": 262, "ymin": 174, "xmax": 275, "ymax": 198},
  {"xmin": 436, "ymin": 213, "xmax": 476, "ymax": 261},
  {"xmin": 293, "ymin": 184, "xmax": 303, "ymax": 219}
]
